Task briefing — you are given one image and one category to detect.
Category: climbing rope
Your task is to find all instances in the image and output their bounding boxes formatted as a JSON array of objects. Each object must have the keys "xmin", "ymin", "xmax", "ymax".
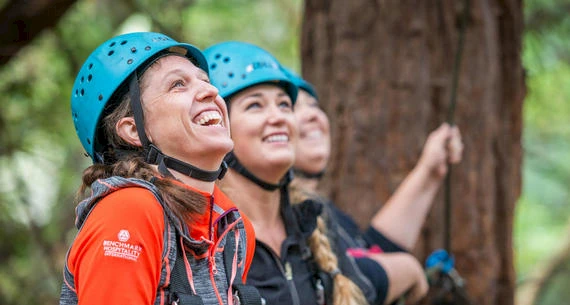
[
  {"xmin": 429, "ymin": 0, "xmax": 473, "ymax": 304},
  {"xmin": 444, "ymin": 0, "xmax": 471, "ymax": 253}
]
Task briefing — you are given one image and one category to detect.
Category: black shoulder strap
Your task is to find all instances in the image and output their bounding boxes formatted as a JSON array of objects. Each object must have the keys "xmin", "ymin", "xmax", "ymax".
[
  {"xmin": 305, "ymin": 254, "xmax": 333, "ymax": 305},
  {"xmin": 223, "ymin": 231, "xmax": 263, "ymax": 305},
  {"xmin": 281, "ymin": 190, "xmax": 331, "ymax": 305},
  {"xmin": 169, "ymin": 236, "xmax": 205, "ymax": 305}
]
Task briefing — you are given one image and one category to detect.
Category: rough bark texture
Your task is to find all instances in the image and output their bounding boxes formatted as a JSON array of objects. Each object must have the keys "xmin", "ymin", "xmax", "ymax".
[
  {"xmin": 0, "ymin": 0, "xmax": 77, "ymax": 66},
  {"xmin": 301, "ymin": 1, "xmax": 524, "ymax": 304}
]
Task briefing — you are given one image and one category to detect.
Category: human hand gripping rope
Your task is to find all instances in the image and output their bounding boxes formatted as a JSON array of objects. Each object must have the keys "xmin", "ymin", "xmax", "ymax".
[{"xmin": 397, "ymin": 0, "xmax": 474, "ymax": 304}]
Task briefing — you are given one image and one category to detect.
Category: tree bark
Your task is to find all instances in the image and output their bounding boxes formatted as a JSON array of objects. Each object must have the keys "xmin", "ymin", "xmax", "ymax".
[{"xmin": 301, "ymin": 1, "xmax": 524, "ymax": 304}]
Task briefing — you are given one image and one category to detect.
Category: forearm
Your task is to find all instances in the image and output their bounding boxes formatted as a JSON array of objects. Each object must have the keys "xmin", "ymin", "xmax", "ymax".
[
  {"xmin": 370, "ymin": 164, "xmax": 443, "ymax": 250},
  {"xmin": 367, "ymin": 252, "xmax": 428, "ymax": 305}
]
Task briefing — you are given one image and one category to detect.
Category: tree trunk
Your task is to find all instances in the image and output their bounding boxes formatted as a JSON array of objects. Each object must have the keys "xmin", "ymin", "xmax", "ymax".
[{"xmin": 301, "ymin": 1, "xmax": 524, "ymax": 305}]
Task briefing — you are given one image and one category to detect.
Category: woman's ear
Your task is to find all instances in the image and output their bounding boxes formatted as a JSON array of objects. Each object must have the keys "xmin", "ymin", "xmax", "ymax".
[{"xmin": 116, "ymin": 117, "xmax": 142, "ymax": 147}]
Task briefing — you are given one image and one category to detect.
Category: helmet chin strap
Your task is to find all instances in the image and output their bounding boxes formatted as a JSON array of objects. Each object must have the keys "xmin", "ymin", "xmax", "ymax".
[
  {"xmin": 224, "ymin": 151, "xmax": 293, "ymax": 191},
  {"xmin": 129, "ymin": 74, "xmax": 227, "ymax": 182},
  {"xmin": 293, "ymin": 168, "xmax": 325, "ymax": 180}
]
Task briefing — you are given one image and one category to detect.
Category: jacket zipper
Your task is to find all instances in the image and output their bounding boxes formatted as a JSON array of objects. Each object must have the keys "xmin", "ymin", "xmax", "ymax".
[
  {"xmin": 264, "ymin": 243, "xmax": 302, "ymax": 305},
  {"xmin": 207, "ymin": 195, "xmax": 225, "ymax": 304}
]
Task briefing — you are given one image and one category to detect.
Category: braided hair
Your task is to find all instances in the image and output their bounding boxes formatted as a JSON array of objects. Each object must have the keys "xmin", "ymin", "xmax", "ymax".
[{"xmin": 289, "ymin": 180, "xmax": 368, "ymax": 305}]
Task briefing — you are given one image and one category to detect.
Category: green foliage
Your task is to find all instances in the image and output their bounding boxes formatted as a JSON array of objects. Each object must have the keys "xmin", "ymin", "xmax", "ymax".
[
  {"xmin": 514, "ymin": 195, "xmax": 567, "ymax": 276},
  {"xmin": 514, "ymin": 0, "xmax": 570, "ymax": 299},
  {"xmin": 535, "ymin": 258, "xmax": 570, "ymax": 305},
  {"xmin": 523, "ymin": 64, "xmax": 570, "ymax": 137},
  {"xmin": 183, "ymin": 0, "xmax": 302, "ymax": 69}
]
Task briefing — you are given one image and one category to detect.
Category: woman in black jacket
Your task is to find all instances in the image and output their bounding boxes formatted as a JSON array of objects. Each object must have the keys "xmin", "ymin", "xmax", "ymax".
[
  {"xmin": 205, "ymin": 41, "xmax": 373, "ymax": 305},
  {"xmin": 286, "ymin": 68, "xmax": 463, "ymax": 304}
]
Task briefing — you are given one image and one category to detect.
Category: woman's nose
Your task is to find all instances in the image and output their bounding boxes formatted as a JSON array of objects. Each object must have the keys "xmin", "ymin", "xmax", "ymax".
[
  {"xmin": 298, "ymin": 106, "xmax": 318, "ymax": 123},
  {"xmin": 266, "ymin": 104, "xmax": 288, "ymax": 124},
  {"xmin": 195, "ymin": 81, "xmax": 219, "ymax": 102}
]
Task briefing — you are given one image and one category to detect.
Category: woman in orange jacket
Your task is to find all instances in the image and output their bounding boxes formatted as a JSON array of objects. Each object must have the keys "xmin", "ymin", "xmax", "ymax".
[{"xmin": 59, "ymin": 32, "xmax": 258, "ymax": 305}]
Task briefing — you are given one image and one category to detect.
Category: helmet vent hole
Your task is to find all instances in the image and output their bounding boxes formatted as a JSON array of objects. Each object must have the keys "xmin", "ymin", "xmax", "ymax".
[
  {"xmin": 145, "ymin": 46, "xmax": 151, "ymax": 51},
  {"xmin": 87, "ymin": 74, "xmax": 92, "ymax": 82},
  {"xmin": 80, "ymin": 89, "xmax": 84, "ymax": 96},
  {"xmin": 211, "ymin": 63, "xmax": 217, "ymax": 70},
  {"xmin": 222, "ymin": 82, "xmax": 228, "ymax": 88},
  {"xmin": 80, "ymin": 76, "xmax": 84, "ymax": 83},
  {"xmin": 88, "ymin": 63, "xmax": 93, "ymax": 69},
  {"xmin": 131, "ymin": 47, "xmax": 137, "ymax": 53},
  {"xmin": 87, "ymin": 138, "xmax": 91, "ymax": 145},
  {"xmin": 223, "ymin": 57, "xmax": 230, "ymax": 63},
  {"xmin": 110, "ymin": 42, "xmax": 116, "ymax": 47},
  {"xmin": 98, "ymin": 94, "xmax": 103, "ymax": 101},
  {"xmin": 108, "ymin": 50, "xmax": 115, "ymax": 56},
  {"xmin": 228, "ymin": 72, "xmax": 234, "ymax": 78},
  {"xmin": 75, "ymin": 89, "xmax": 78, "ymax": 96},
  {"xmin": 127, "ymin": 59, "xmax": 134, "ymax": 64},
  {"xmin": 241, "ymin": 74, "xmax": 246, "ymax": 79},
  {"xmin": 215, "ymin": 54, "xmax": 221, "ymax": 60},
  {"xmin": 121, "ymin": 40, "xmax": 127, "ymax": 45}
]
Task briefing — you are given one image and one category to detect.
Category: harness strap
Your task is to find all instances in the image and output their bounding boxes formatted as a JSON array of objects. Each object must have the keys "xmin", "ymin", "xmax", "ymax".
[
  {"xmin": 169, "ymin": 237, "xmax": 204, "ymax": 305},
  {"xmin": 281, "ymin": 188, "xmax": 332, "ymax": 305},
  {"xmin": 223, "ymin": 231, "xmax": 263, "ymax": 305}
]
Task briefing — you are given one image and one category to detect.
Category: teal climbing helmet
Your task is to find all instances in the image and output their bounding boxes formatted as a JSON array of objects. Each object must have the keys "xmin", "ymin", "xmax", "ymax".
[
  {"xmin": 282, "ymin": 67, "xmax": 319, "ymax": 100},
  {"xmin": 71, "ymin": 32, "xmax": 208, "ymax": 163},
  {"xmin": 203, "ymin": 41, "xmax": 298, "ymax": 103}
]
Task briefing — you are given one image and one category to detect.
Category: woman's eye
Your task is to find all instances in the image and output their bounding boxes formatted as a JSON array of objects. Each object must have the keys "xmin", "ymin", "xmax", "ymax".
[
  {"xmin": 279, "ymin": 100, "xmax": 293, "ymax": 109},
  {"xmin": 245, "ymin": 102, "xmax": 261, "ymax": 110},
  {"xmin": 171, "ymin": 80, "xmax": 185, "ymax": 89}
]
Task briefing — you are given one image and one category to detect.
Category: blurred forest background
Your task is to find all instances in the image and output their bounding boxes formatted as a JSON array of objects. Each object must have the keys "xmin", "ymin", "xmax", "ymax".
[{"xmin": 0, "ymin": 0, "xmax": 568, "ymax": 304}]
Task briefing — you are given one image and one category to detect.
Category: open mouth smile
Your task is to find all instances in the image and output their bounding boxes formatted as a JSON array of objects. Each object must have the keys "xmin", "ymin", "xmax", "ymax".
[
  {"xmin": 194, "ymin": 110, "xmax": 222, "ymax": 126},
  {"xmin": 263, "ymin": 133, "xmax": 289, "ymax": 143}
]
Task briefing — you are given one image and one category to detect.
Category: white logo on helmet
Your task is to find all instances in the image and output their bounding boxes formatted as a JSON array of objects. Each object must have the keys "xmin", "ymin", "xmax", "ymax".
[
  {"xmin": 118, "ymin": 230, "xmax": 130, "ymax": 242},
  {"xmin": 245, "ymin": 61, "xmax": 279, "ymax": 73}
]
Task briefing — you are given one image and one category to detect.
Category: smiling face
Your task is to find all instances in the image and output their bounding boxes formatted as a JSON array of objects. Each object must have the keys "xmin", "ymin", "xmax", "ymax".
[
  {"xmin": 293, "ymin": 89, "xmax": 331, "ymax": 174},
  {"xmin": 139, "ymin": 55, "xmax": 233, "ymax": 170},
  {"xmin": 229, "ymin": 84, "xmax": 297, "ymax": 183}
]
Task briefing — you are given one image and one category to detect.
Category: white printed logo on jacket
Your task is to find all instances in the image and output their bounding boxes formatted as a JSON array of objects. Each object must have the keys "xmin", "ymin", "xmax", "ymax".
[{"xmin": 102, "ymin": 229, "xmax": 142, "ymax": 262}]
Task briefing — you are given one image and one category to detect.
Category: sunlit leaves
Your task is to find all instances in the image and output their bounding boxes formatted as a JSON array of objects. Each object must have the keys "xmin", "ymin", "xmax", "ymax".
[{"xmin": 515, "ymin": 0, "xmax": 570, "ymax": 290}]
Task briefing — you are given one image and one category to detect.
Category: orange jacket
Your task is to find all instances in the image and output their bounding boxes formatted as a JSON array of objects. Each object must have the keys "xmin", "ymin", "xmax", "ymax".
[{"xmin": 61, "ymin": 177, "xmax": 255, "ymax": 305}]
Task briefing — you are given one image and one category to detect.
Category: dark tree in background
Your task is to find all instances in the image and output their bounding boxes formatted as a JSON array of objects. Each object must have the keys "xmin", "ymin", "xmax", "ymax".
[
  {"xmin": 0, "ymin": 0, "xmax": 77, "ymax": 66},
  {"xmin": 301, "ymin": 1, "xmax": 524, "ymax": 305}
]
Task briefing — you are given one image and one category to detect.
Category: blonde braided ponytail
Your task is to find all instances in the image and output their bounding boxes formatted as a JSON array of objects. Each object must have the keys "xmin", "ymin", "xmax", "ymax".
[
  {"xmin": 308, "ymin": 217, "xmax": 368, "ymax": 305},
  {"xmin": 289, "ymin": 182, "xmax": 368, "ymax": 305}
]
